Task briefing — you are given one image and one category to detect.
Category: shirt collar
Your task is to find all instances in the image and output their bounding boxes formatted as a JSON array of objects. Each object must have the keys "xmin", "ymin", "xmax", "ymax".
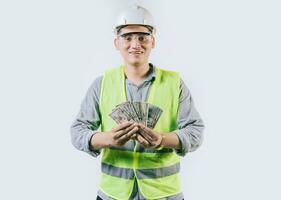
[
  {"xmin": 125, "ymin": 63, "xmax": 156, "ymax": 84},
  {"xmin": 146, "ymin": 63, "xmax": 156, "ymax": 82}
]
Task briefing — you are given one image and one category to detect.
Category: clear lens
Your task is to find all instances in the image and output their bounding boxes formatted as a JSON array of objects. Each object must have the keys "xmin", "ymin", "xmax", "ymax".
[{"xmin": 118, "ymin": 32, "xmax": 152, "ymax": 44}]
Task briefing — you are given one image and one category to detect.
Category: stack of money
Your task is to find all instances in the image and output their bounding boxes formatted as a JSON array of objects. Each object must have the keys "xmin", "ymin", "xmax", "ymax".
[{"xmin": 109, "ymin": 101, "xmax": 163, "ymax": 129}]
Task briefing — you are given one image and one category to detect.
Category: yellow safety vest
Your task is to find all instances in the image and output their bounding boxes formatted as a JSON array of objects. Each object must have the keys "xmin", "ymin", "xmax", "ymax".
[{"xmin": 99, "ymin": 65, "xmax": 181, "ymax": 200}]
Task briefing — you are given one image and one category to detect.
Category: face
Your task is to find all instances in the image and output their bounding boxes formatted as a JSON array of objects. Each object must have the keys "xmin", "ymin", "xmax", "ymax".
[{"xmin": 114, "ymin": 25, "xmax": 155, "ymax": 66}]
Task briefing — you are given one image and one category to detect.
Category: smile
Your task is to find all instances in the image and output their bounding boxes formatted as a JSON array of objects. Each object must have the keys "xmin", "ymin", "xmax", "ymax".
[{"xmin": 129, "ymin": 51, "xmax": 143, "ymax": 54}]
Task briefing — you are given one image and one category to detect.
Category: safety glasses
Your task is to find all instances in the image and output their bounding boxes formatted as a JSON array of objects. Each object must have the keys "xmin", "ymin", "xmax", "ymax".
[{"xmin": 118, "ymin": 32, "xmax": 152, "ymax": 44}]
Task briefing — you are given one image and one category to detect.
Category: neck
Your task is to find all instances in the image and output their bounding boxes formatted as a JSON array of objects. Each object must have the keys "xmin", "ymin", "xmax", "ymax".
[{"xmin": 123, "ymin": 62, "xmax": 150, "ymax": 85}]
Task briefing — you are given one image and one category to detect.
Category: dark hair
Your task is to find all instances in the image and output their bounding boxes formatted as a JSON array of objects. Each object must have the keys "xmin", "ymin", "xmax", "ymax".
[{"xmin": 116, "ymin": 25, "xmax": 153, "ymax": 35}]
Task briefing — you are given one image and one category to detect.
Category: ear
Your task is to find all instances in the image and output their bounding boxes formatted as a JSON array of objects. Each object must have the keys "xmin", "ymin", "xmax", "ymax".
[
  {"xmin": 151, "ymin": 35, "xmax": 156, "ymax": 49},
  {"xmin": 114, "ymin": 38, "xmax": 120, "ymax": 50}
]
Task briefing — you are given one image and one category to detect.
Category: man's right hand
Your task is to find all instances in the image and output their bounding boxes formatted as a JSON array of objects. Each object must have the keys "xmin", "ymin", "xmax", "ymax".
[
  {"xmin": 90, "ymin": 121, "xmax": 139, "ymax": 150},
  {"xmin": 103, "ymin": 121, "xmax": 139, "ymax": 148}
]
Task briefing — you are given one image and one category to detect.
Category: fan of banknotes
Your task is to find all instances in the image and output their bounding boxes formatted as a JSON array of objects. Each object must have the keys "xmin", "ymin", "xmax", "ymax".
[{"xmin": 109, "ymin": 101, "xmax": 163, "ymax": 128}]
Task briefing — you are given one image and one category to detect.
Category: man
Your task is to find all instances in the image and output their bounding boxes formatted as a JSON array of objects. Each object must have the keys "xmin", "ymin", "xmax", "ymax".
[{"xmin": 71, "ymin": 5, "xmax": 205, "ymax": 200}]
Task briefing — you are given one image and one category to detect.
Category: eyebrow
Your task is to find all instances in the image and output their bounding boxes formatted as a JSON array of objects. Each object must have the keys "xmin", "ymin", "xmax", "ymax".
[{"xmin": 119, "ymin": 32, "xmax": 151, "ymax": 37}]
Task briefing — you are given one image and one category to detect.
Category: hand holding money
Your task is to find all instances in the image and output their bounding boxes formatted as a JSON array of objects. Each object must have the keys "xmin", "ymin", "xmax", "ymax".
[
  {"xmin": 106, "ymin": 121, "xmax": 139, "ymax": 147},
  {"xmin": 134, "ymin": 123, "xmax": 164, "ymax": 149},
  {"xmin": 109, "ymin": 101, "xmax": 164, "ymax": 149}
]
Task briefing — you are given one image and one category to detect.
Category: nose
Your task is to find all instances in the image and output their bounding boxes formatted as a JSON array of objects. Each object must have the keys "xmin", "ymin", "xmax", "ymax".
[{"xmin": 130, "ymin": 36, "xmax": 141, "ymax": 48}]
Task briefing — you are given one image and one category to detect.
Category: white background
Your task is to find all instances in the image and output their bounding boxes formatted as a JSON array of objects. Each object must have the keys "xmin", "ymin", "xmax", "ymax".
[{"xmin": 0, "ymin": 0, "xmax": 280, "ymax": 199}]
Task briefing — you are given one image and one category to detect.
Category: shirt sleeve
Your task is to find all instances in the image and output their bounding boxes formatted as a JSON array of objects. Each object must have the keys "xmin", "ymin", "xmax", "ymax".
[
  {"xmin": 70, "ymin": 75, "xmax": 103, "ymax": 157},
  {"xmin": 174, "ymin": 78, "xmax": 205, "ymax": 156}
]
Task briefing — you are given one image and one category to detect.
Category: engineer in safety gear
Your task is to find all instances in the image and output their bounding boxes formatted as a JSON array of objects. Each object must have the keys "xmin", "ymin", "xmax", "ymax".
[{"xmin": 70, "ymin": 5, "xmax": 205, "ymax": 200}]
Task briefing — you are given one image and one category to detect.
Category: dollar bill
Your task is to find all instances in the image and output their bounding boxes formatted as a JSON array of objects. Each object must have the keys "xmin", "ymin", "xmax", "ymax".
[{"xmin": 109, "ymin": 101, "xmax": 162, "ymax": 128}]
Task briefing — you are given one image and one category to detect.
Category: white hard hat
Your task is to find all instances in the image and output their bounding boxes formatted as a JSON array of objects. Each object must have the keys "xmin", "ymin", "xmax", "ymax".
[{"xmin": 114, "ymin": 5, "xmax": 155, "ymax": 34}]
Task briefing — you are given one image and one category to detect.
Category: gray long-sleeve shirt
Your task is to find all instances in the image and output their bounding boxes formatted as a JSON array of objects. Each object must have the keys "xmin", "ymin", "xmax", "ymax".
[{"xmin": 70, "ymin": 64, "xmax": 205, "ymax": 200}]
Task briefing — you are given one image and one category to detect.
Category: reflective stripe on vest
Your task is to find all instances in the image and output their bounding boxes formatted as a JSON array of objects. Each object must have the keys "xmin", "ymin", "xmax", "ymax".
[
  {"xmin": 99, "ymin": 66, "xmax": 181, "ymax": 200},
  {"xmin": 102, "ymin": 162, "xmax": 180, "ymax": 179}
]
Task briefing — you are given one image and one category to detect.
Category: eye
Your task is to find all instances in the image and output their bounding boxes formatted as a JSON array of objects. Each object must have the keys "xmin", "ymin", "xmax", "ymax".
[
  {"xmin": 138, "ymin": 35, "xmax": 145, "ymax": 42},
  {"xmin": 124, "ymin": 35, "xmax": 132, "ymax": 41}
]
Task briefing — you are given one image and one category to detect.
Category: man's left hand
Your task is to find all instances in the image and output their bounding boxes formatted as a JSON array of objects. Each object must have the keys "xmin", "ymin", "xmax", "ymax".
[{"xmin": 131, "ymin": 123, "xmax": 163, "ymax": 149}]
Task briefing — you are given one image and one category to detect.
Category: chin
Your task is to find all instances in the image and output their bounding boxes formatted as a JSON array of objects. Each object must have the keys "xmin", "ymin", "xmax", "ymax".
[{"xmin": 129, "ymin": 59, "xmax": 143, "ymax": 66}]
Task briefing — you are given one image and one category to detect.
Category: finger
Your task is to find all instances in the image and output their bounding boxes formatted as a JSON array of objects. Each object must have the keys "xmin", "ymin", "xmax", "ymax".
[
  {"xmin": 130, "ymin": 133, "xmax": 137, "ymax": 140},
  {"xmin": 113, "ymin": 123, "xmax": 135, "ymax": 139},
  {"xmin": 136, "ymin": 124, "xmax": 153, "ymax": 140},
  {"xmin": 112, "ymin": 121, "xmax": 134, "ymax": 132},
  {"xmin": 136, "ymin": 134, "xmax": 150, "ymax": 147},
  {"xmin": 138, "ymin": 129, "xmax": 154, "ymax": 143},
  {"xmin": 118, "ymin": 126, "xmax": 139, "ymax": 142},
  {"xmin": 138, "ymin": 123, "xmax": 153, "ymax": 135},
  {"xmin": 139, "ymin": 124, "xmax": 158, "ymax": 141}
]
